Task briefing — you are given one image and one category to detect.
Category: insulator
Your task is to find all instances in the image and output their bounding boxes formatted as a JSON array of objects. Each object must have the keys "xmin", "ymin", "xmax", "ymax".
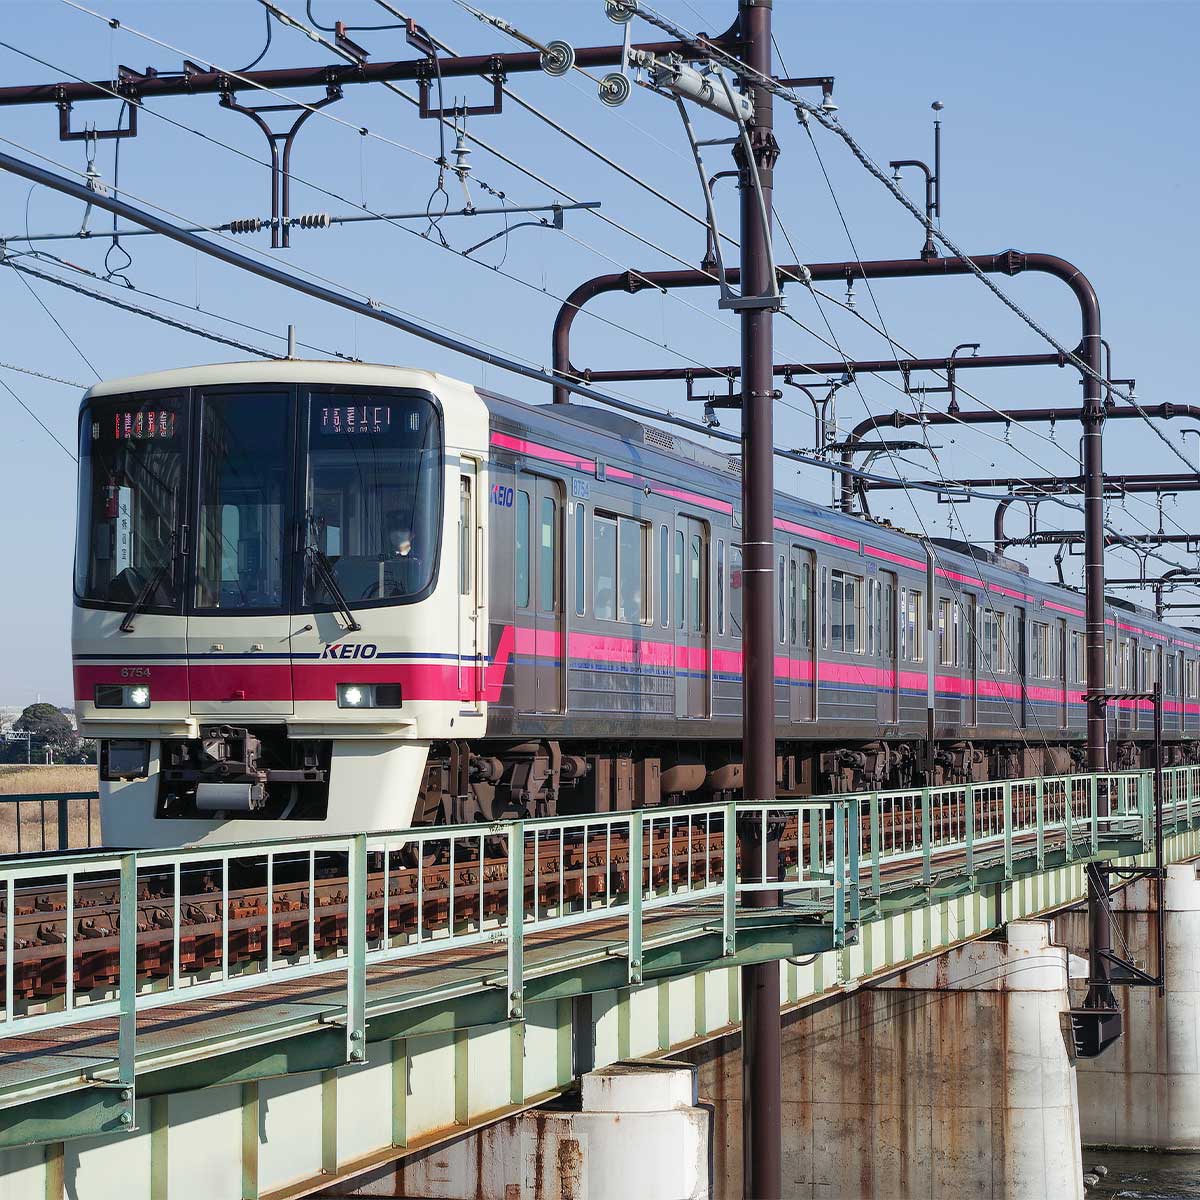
[
  {"xmin": 227, "ymin": 217, "xmax": 263, "ymax": 235},
  {"xmin": 598, "ymin": 73, "xmax": 631, "ymax": 107},
  {"xmin": 605, "ymin": 0, "xmax": 637, "ymax": 23},
  {"xmin": 294, "ymin": 212, "xmax": 332, "ymax": 230},
  {"xmin": 540, "ymin": 40, "xmax": 575, "ymax": 77}
]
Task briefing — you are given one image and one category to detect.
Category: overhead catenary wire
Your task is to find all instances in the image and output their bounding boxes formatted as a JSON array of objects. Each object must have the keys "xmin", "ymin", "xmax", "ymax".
[
  {"xmin": 629, "ymin": 0, "xmax": 1200, "ymax": 481},
  {"xmin": 0, "ymin": 37, "xmax": 750, "ymax": 394},
  {"xmin": 4, "ymin": 258, "xmax": 282, "ymax": 358},
  {"xmin": 0, "ymin": 375, "xmax": 76, "ymax": 461}
]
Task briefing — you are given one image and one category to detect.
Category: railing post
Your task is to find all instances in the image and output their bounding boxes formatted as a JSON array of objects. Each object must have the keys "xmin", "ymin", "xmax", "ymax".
[
  {"xmin": 869, "ymin": 793, "xmax": 881, "ymax": 898},
  {"xmin": 722, "ymin": 800, "xmax": 737, "ymax": 957},
  {"xmin": 56, "ymin": 795, "xmax": 69, "ymax": 852},
  {"xmin": 117, "ymin": 852, "xmax": 137, "ymax": 1131},
  {"xmin": 848, "ymin": 800, "xmax": 861, "ymax": 924},
  {"xmin": 1142, "ymin": 769, "xmax": 1153, "ymax": 847},
  {"xmin": 346, "ymin": 834, "xmax": 367, "ymax": 1063},
  {"xmin": 1090, "ymin": 774, "xmax": 1100, "ymax": 853},
  {"xmin": 833, "ymin": 801, "xmax": 847, "ymax": 948},
  {"xmin": 507, "ymin": 822, "xmax": 525, "ymax": 1019},
  {"xmin": 1003, "ymin": 781, "xmax": 1013, "ymax": 877},
  {"xmin": 628, "ymin": 811, "xmax": 643, "ymax": 986},
  {"xmin": 920, "ymin": 786, "xmax": 932, "ymax": 887},
  {"xmin": 1035, "ymin": 777, "xmax": 1045, "ymax": 870},
  {"xmin": 1064, "ymin": 779, "xmax": 1075, "ymax": 863},
  {"xmin": 964, "ymin": 783, "xmax": 975, "ymax": 877}
]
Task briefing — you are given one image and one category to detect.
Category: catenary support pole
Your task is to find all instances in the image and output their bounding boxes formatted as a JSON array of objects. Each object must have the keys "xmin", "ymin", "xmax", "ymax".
[{"xmin": 736, "ymin": 3, "xmax": 782, "ymax": 1197}]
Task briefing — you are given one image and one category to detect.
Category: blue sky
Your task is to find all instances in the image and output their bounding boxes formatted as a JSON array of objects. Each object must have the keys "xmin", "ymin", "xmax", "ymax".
[{"xmin": 1, "ymin": 0, "xmax": 1196, "ymax": 703}]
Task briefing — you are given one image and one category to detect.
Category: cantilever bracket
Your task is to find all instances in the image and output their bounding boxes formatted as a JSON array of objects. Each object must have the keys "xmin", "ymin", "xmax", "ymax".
[{"xmin": 219, "ymin": 84, "xmax": 342, "ymax": 248}]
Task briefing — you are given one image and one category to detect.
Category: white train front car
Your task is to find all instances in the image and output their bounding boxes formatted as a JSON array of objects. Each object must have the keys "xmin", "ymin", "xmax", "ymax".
[{"xmin": 72, "ymin": 362, "xmax": 489, "ymax": 847}]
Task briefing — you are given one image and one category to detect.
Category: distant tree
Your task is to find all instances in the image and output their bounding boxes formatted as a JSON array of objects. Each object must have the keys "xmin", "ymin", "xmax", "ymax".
[{"xmin": 14, "ymin": 703, "xmax": 74, "ymax": 745}]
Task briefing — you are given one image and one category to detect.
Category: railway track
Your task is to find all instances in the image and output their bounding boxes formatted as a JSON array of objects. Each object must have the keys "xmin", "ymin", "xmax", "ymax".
[{"xmin": 0, "ymin": 785, "xmax": 1091, "ymax": 1008}]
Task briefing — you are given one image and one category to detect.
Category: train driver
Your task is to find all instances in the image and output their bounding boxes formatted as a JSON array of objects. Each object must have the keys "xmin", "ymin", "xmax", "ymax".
[{"xmin": 382, "ymin": 509, "xmax": 423, "ymax": 595}]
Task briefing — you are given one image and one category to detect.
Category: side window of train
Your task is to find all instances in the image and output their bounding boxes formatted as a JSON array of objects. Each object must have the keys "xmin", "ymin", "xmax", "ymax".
[
  {"xmin": 829, "ymin": 568, "xmax": 863, "ymax": 654},
  {"xmin": 659, "ymin": 525, "xmax": 669, "ymax": 629},
  {"xmin": 595, "ymin": 511, "xmax": 650, "ymax": 624},
  {"xmin": 1071, "ymin": 631, "xmax": 1086, "ymax": 684},
  {"xmin": 459, "ymin": 474, "xmax": 473, "ymax": 596},
  {"xmin": 777, "ymin": 554, "xmax": 786, "ymax": 644},
  {"xmin": 674, "ymin": 530, "xmax": 686, "ymax": 629},
  {"xmin": 802, "ymin": 559, "xmax": 812, "ymax": 649},
  {"xmin": 1187, "ymin": 657, "xmax": 1199, "ymax": 700},
  {"xmin": 900, "ymin": 587, "xmax": 923, "ymax": 662},
  {"xmin": 538, "ymin": 493, "xmax": 559, "ymax": 614},
  {"xmin": 689, "ymin": 531, "xmax": 704, "ymax": 633},
  {"xmin": 1105, "ymin": 638, "xmax": 1114, "ymax": 687},
  {"xmin": 938, "ymin": 598, "xmax": 960, "ymax": 667},
  {"xmin": 729, "ymin": 543, "xmax": 743, "ymax": 638},
  {"xmin": 574, "ymin": 504, "xmax": 586, "ymax": 617},
  {"xmin": 717, "ymin": 540, "xmax": 726, "ymax": 636},
  {"xmin": 515, "ymin": 487, "xmax": 531, "ymax": 609}
]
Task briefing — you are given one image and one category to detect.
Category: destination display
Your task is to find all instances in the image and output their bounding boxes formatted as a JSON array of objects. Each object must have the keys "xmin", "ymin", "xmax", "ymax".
[
  {"xmin": 95, "ymin": 408, "xmax": 179, "ymax": 441},
  {"xmin": 319, "ymin": 404, "xmax": 392, "ymax": 436}
]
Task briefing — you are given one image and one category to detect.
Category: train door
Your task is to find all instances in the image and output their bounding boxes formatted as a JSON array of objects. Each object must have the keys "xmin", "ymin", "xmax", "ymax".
[
  {"xmin": 514, "ymin": 474, "xmax": 563, "ymax": 714},
  {"xmin": 674, "ymin": 516, "xmax": 710, "ymax": 718},
  {"xmin": 187, "ymin": 389, "xmax": 294, "ymax": 716},
  {"xmin": 790, "ymin": 546, "xmax": 815, "ymax": 721},
  {"xmin": 458, "ymin": 460, "xmax": 483, "ymax": 709},
  {"xmin": 876, "ymin": 571, "xmax": 899, "ymax": 724},
  {"xmin": 964, "ymin": 593, "xmax": 978, "ymax": 727}
]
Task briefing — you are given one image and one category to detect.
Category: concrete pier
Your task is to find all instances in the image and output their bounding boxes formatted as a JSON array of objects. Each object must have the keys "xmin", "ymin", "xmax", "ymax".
[
  {"xmin": 329, "ymin": 1062, "xmax": 710, "ymax": 1200},
  {"xmin": 678, "ymin": 920, "xmax": 1086, "ymax": 1199},
  {"xmin": 1064, "ymin": 862, "xmax": 1200, "ymax": 1149}
]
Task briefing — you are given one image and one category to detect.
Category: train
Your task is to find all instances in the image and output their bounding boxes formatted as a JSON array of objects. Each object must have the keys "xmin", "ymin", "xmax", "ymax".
[{"xmin": 71, "ymin": 361, "xmax": 1200, "ymax": 848}]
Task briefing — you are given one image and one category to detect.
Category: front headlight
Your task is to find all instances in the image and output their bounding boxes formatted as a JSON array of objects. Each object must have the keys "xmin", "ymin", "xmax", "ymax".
[
  {"xmin": 337, "ymin": 683, "xmax": 402, "ymax": 708},
  {"xmin": 94, "ymin": 684, "xmax": 151, "ymax": 708}
]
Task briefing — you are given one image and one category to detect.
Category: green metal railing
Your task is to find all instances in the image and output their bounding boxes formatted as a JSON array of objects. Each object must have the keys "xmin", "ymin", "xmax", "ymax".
[{"xmin": 2, "ymin": 764, "xmax": 1198, "ymax": 1144}]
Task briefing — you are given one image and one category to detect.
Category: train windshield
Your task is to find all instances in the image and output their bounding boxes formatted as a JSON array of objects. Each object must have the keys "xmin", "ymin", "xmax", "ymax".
[
  {"xmin": 193, "ymin": 391, "xmax": 291, "ymax": 611},
  {"xmin": 303, "ymin": 392, "xmax": 442, "ymax": 607},
  {"xmin": 75, "ymin": 395, "xmax": 186, "ymax": 608}
]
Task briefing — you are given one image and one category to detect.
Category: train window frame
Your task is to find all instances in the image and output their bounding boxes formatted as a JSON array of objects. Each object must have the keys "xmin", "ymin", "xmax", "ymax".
[
  {"xmin": 659, "ymin": 524, "xmax": 669, "ymax": 630},
  {"xmin": 75, "ymin": 386, "xmax": 191, "ymax": 616},
  {"xmin": 829, "ymin": 567, "xmax": 863, "ymax": 654},
  {"xmin": 538, "ymin": 492, "xmax": 560, "ymax": 616},
  {"xmin": 459, "ymin": 473, "xmax": 473, "ymax": 597},
  {"xmin": 515, "ymin": 487, "xmax": 532, "ymax": 610},
  {"xmin": 594, "ymin": 510, "xmax": 650, "ymax": 625},
  {"xmin": 1187, "ymin": 657, "xmax": 1199, "ymax": 700},
  {"xmin": 777, "ymin": 554, "xmax": 786, "ymax": 645},
  {"xmin": 717, "ymin": 539, "xmax": 726, "ymax": 636},
  {"xmin": 674, "ymin": 530, "xmax": 686, "ymax": 631},
  {"xmin": 729, "ymin": 543, "xmax": 743, "ymax": 639},
  {"xmin": 901, "ymin": 587, "xmax": 924, "ymax": 663},
  {"xmin": 574, "ymin": 503, "xmax": 587, "ymax": 617},
  {"xmin": 299, "ymin": 384, "xmax": 445, "ymax": 614}
]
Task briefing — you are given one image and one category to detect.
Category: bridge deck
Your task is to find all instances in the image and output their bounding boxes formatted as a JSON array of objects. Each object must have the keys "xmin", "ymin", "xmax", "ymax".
[{"xmin": 0, "ymin": 903, "xmax": 755, "ymax": 1115}]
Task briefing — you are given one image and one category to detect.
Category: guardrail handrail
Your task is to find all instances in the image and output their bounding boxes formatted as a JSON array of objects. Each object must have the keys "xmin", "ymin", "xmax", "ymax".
[{"xmin": 1, "ymin": 764, "xmax": 1195, "ymax": 1140}]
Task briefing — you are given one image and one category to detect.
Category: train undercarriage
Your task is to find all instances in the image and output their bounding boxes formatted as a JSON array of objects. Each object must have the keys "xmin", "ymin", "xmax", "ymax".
[{"xmin": 116, "ymin": 724, "xmax": 1200, "ymax": 829}]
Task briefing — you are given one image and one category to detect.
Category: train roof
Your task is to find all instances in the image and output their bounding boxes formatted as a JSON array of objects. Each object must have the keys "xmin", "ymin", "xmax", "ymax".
[{"xmin": 82, "ymin": 360, "xmax": 457, "ymax": 400}]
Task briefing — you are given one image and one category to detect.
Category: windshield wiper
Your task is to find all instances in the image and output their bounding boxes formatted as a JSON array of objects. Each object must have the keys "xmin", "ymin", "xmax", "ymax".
[
  {"xmin": 120, "ymin": 529, "xmax": 178, "ymax": 633},
  {"xmin": 302, "ymin": 515, "xmax": 362, "ymax": 633}
]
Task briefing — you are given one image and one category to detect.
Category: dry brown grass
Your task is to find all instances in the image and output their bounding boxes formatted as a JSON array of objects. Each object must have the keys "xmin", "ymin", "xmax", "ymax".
[{"xmin": 0, "ymin": 764, "xmax": 100, "ymax": 853}]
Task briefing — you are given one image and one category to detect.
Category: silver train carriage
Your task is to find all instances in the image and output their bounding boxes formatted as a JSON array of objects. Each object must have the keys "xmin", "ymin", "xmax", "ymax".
[{"xmin": 71, "ymin": 362, "xmax": 1200, "ymax": 848}]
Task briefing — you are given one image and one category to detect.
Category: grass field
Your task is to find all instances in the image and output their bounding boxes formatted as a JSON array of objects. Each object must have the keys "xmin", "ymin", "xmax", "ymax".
[{"xmin": 0, "ymin": 764, "xmax": 99, "ymax": 853}]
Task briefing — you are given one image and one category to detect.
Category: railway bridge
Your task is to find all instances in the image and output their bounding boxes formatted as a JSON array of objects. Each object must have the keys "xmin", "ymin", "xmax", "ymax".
[{"xmin": 1, "ymin": 769, "xmax": 1198, "ymax": 1199}]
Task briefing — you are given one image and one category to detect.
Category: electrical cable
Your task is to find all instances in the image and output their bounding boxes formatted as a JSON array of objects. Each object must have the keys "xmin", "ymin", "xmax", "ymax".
[
  {"xmin": 12, "ymin": 265, "xmax": 101, "ymax": 379},
  {"xmin": 630, "ymin": 0, "xmax": 1200, "ymax": 480},
  {"xmin": 5, "ymin": 258, "xmax": 281, "ymax": 357},
  {"xmin": 0, "ymin": 374, "xmax": 76, "ymax": 460}
]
